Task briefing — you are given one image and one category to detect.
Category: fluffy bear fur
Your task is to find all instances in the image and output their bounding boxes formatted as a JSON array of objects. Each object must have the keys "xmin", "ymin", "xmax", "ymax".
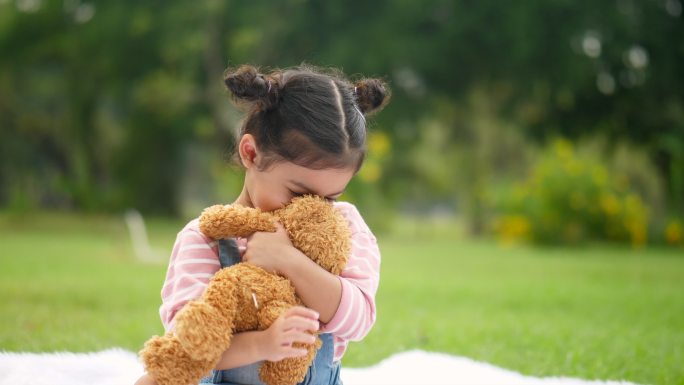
[{"xmin": 139, "ymin": 195, "xmax": 351, "ymax": 385}]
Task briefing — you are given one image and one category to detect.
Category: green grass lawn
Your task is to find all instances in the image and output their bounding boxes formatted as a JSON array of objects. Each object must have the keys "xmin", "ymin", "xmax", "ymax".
[{"xmin": 0, "ymin": 212, "xmax": 682, "ymax": 385}]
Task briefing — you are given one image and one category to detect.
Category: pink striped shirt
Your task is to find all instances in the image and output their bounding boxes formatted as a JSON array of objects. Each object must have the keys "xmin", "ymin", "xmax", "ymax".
[{"xmin": 159, "ymin": 201, "xmax": 381, "ymax": 362}]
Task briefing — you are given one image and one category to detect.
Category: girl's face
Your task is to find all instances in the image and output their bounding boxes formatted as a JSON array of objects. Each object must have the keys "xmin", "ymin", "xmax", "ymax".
[{"xmin": 236, "ymin": 135, "xmax": 355, "ymax": 211}]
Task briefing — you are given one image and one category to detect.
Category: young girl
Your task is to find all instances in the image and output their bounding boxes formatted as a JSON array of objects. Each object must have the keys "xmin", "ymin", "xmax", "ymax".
[{"xmin": 135, "ymin": 64, "xmax": 389, "ymax": 385}]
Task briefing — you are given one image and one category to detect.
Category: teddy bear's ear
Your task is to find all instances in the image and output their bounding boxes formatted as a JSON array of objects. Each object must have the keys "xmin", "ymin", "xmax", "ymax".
[{"xmin": 199, "ymin": 204, "xmax": 277, "ymax": 239}]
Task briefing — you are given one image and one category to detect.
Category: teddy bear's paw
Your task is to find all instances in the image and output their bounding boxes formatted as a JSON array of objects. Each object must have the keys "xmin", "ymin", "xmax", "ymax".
[
  {"xmin": 174, "ymin": 300, "xmax": 233, "ymax": 361},
  {"xmin": 259, "ymin": 354, "xmax": 315, "ymax": 385},
  {"xmin": 139, "ymin": 335, "xmax": 165, "ymax": 371},
  {"xmin": 140, "ymin": 335, "xmax": 214, "ymax": 385}
]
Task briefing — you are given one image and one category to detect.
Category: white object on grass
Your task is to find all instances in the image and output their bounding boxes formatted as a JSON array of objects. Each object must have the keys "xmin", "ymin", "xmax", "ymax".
[
  {"xmin": 341, "ymin": 350, "xmax": 643, "ymax": 385},
  {"xmin": 0, "ymin": 349, "xmax": 645, "ymax": 385},
  {"xmin": 124, "ymin": 209, "xmax": 164, "ymax": 264},
  {"xmin": 0, "ymin": 348, "xmax": 142, "ymax": 385}
]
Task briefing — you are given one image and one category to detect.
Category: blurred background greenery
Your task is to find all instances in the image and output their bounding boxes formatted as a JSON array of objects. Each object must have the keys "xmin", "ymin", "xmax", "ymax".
[
  {"xmin": 1, "ymin": 0, "xmax": 684, "ymax": 246},
  {"xmin": 1, "ymin": 1, "xmax": 684, "ymax": 384}
]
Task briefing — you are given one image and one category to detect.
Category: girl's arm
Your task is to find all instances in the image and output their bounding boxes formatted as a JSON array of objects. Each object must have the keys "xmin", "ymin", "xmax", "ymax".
[
  {"xmin": 160, "ymin": 223, "xmax": 221, "ymax": 330},
  {"xmin": 244, "ymin": 204, "xmax": 380, "ymax": 338},
  {"xmin": 282, "ymin": 228, "xmax": 380, "ymax": 339},
  {"xmin": 215, "ymin": 331, "xmax": 265, "ymax": 369},
  {"xmin": 278, "ymin": 248, "xmax": 343, "ymax": 323}
]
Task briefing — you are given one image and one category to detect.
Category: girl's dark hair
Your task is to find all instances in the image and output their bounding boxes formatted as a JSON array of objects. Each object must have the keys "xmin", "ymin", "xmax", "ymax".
[{"xmin": 224, "ymin": 64, "xmax": 390, "ymax": 172}]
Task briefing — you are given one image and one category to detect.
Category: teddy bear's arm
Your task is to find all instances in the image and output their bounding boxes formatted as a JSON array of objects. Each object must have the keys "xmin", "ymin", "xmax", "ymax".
[{"xmin": 200, "ymin": 204, "xmax": 276, "ymax": 239}]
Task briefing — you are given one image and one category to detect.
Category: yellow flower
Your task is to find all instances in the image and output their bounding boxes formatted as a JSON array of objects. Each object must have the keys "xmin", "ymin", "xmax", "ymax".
[
  {"xmin": 665, "ymin": 220, "xmax": 683, "ymax": 245},
  {"xmin": 626, "ymin": 219, "xmax": 647, "ymax": 247},
  {"xmin": 359, "ymin": 161, "xmax": 381, "ymax": 183},
  {"xmin": 496, "ymin": 215, "xmax": 531, "ymax": 244},
  {"xmin": 368, "ymin": 131, "xmax": 390, "ymax": 158}
]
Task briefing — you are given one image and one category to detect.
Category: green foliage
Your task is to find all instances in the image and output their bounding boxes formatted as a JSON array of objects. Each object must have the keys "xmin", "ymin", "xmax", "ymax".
[
  {"xmin": 0, "ymin": 0, "xmax": 682, "ymax": 224},
  {"xmin": 493, "ymin": 139, "xmax": 650, "ymax": 246}
]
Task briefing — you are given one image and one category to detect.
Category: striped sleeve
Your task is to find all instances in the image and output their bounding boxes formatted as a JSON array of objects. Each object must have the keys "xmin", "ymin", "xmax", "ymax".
[
  {"xmin": 320, "ymin": 202, "xmax": 381, "ymax": 341},
  {"xmin": 159, "ymin": 218, "xmax": 220, "ymax": 331}
]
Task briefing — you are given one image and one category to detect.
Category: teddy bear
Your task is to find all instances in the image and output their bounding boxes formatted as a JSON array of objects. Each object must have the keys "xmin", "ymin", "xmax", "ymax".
[{"xmin": 139, "ymin": 195, "xmax": 351, "ymax": 385}]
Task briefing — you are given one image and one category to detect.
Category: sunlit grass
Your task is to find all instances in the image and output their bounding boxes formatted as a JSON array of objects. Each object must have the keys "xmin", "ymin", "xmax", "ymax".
[
  {"xmin": 360, "ymin": 238, "xmax": 683, "ymax": 385},
  {"xmin": 0, "ymin": 212, "xmax": 682, "ymax": 385}
]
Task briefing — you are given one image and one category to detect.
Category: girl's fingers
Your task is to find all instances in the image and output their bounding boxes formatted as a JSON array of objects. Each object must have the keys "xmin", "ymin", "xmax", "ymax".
[
  {"xmin": 284, "ymin": 306, "xmax": 319, "ymax": 321},
  {"xmin": 282, "ymin": 315, "xmax": 319, "ymax": 332},
  {"xmin": 281, "ymin": 330, "xmax": 316, "ymax": 345}
]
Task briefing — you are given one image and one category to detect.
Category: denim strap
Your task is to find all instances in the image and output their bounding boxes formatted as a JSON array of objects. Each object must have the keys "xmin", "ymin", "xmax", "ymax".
[{"xmin": 218, "ymin": 238, "xmax": 241, "ymax": 268}]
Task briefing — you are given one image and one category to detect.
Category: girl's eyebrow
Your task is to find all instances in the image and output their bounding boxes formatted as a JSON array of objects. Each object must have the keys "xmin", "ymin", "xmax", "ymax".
[{"xmin": 289, "ymin": 180, "xmax": 345, "ymax": 197}]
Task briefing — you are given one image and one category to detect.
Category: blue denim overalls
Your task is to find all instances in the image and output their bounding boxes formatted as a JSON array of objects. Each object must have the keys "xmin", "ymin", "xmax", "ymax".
[{"xmin": 200, "ymin": 238, "xmax": 342, "ymax": 385}]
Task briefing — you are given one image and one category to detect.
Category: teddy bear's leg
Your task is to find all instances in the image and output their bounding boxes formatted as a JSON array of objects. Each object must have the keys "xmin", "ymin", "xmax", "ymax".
[
  {"xmin": 256, "ymin": 302, "xmax": 321, "ymax": 385},
  {"xmin": 171, "ymin": 266, "xmax": 247, "ymax": 363},
  {"xmin": 199, "ymin": 204, "xmax": 276, "ymax": 239},
  {"xmin": 140, "ymin": 333, "xmax": 217, "ymax": 385}
]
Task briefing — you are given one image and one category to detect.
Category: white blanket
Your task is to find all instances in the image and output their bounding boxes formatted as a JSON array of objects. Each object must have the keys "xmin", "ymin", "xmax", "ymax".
[{"xmin": 0, "ymin": 349, "xmax": 642, "ymax": 385}]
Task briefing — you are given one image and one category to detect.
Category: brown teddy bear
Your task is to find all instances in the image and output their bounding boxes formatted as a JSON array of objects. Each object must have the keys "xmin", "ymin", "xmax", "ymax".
[{"xmin": 139, "ymin": 195, "xmax": 351, "ymax": 385}]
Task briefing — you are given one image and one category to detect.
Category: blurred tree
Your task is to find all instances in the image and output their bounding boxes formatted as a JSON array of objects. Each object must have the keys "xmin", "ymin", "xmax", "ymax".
[
  {"xmin": 248, "ymin": 0, "xmax": 683, "ymax": 215},
  {"xmin": 0, "ymin": 0, "xmax": 682, "ymax": 220}
]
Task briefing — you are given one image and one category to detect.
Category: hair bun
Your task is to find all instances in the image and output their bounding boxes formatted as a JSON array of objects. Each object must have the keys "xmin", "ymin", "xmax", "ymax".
[
  {"xmin": 354, "ymin": 79, "xmax": 390, "ymax": 115},
  {"xmin": 224, "ymin": 65, "xmax": 276, "ymax": 108}
]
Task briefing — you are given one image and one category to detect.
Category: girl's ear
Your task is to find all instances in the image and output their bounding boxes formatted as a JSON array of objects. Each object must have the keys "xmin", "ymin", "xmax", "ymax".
[{"xmin": 238, "ymin": 134, "xmax": 259, "ymax": 168}]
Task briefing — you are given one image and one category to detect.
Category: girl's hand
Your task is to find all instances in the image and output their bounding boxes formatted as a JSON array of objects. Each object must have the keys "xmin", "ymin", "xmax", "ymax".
[
  {"xmin": 243, "ymin": 223, "xmax": 302, "ymax": 274},
  {"xmin": 257, "ymin": 306, "xmax": 320, "ymax": 362}
]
